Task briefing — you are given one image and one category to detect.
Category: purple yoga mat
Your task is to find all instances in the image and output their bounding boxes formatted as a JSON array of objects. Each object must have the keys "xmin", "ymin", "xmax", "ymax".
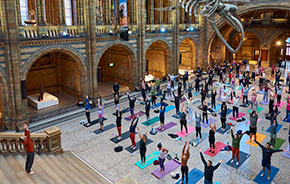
[
  {"xmin": 124, "ymin": 111, "xmax": 145, "ymax": 121},
  {"xmin": 179, "ymin": 97, "xmax": 186, "ymax": 103},
  {"xmin": 282, "ymin": 147, "xmax": 290, "ymax": 159},
  {"xmin": 260, "ymin": 100, "xmax": 269, "ymax": 105},
  {"xmin": 155, "ymin": 122, "xmax": 177, "ymax": 132},
  {"xmin": 151, "ymin": 159, "xmax": 181, "ymax": 179}
]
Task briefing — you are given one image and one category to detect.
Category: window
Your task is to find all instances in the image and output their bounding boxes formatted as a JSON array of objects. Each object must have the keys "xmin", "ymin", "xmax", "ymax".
[
  {"xmin": 20, "ymin": 0, "xmax": 29, "ymax": 25},
  {"xmin": 43, "ymin": 0, "xmax": 46, "ymax": 22},
  {"xmin": 286, "ymin": 38, "xmax": 290, "ymax": 56},
  {"xmin": 64, "ymin": 0, "xmax": 72, "ymax": 25}
]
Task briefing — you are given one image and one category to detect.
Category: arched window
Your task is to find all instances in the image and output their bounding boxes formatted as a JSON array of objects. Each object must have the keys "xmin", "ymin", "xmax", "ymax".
[
  {"xmin": 64, "ymin": 0, "xmax": 72, "ymax": 26},
  {"xmin": 20, "ymin": 0, "xmax": 29, "ymax": 25},
  {"xmin": 286, "ymin": 37, "xmax": 290, "ymax": 56}
]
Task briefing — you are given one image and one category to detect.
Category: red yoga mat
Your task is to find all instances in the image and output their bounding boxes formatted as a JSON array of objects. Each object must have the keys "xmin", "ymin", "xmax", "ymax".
[{"xmin": 204, "ymin": 142, "xmax": 226, "ymax": 157}]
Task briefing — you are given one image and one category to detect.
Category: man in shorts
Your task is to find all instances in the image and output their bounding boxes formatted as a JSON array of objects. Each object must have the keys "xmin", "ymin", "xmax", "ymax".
[{"xmin": 248, "ymin": 109, "xmax": 258, "ymax": 143}]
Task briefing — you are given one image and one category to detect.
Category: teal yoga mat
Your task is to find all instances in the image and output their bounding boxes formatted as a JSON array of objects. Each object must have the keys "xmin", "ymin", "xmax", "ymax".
[
  {"xmin": 142, "ymin": 116, "xmax": 159, "ymax": 126},
  {"xmin": 134, "ymin": 151, "xmax": 159, "ymax": 169}
]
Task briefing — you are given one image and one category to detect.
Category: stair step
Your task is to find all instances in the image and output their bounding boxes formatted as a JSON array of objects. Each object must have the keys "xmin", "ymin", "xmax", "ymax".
[
  {"xmin": 34, "ymin": 154, "xmax": 66, "ymax": 184},
  {"xmin": 63, "ymin": 151, "xmax": 111, "ymax": 184},
  {"xmin": 0, "ymin": 168, "xmax": 11, "ymax": 184},
  {"xmin": 4, "ymin": 154, "xmax": 35, "ymax": 184},
  {"xmin": 13, "ymin": 154, "xmax": 46, "ymax": 184},
  {"xmin": 55, "ymin": 153, "xmax": 94, "ymax": 184},
  {"xmin": 0, "ymin": 154, "xmax": 23, "ymax": 184},
  {"xmin": 46, "ymin": 153, "xmax": 85, "ymax": 184},
  {"xmin": 39, "ymin": 153, "xmax": 76, "ymax": 184}
]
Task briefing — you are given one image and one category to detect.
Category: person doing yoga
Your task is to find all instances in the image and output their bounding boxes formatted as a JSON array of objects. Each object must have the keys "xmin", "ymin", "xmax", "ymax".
[
  {"xmin": 137, "ymin": 127, "xmax": 147, "ymax": 165},
  {"xmin": 231, "ymin": 126, "xmax": 245, "ymax": 166},
  {"xmin": 180, "ymin": 104, "xmax": 188, "ymax": 135},
  {"xmin": 180, "ymin": 142, "xmax": 190, "ymax": 184},
  {"xmin": 157, "ymin": 143, "xmax": 168, "ymax": 173},
  {"xmin": 209, "ymin": 121, "xmax": 216, "ymax": 154}
]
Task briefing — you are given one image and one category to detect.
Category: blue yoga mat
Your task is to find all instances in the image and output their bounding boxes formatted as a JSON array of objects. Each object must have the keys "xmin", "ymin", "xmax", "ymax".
[
  {"xmin": 134, "ymin": 151, "xmax": 158, "ymax": 169},
  {"xmin": 282, "ymin": 117, "xmax": 290, "ymax": 123},
  {"xmin": 253, "ymin": 166, "xmax": 279, "ymax": 184},
  {"xmin": 172, "ymin": 112, "xmax": 181, "ymax": 119},
  {"xmin": 175, "ymin": 168, "xmax": 204, "ymax": 184},
  {"xmin": 151, "ymin": 103, "xmax": 161, "ymax": 109},
  {"xmin": 92, "ymin": 124, "xmax": 116, "ymax": 135},
  {"xmin": 213, "ymin": 104, "xmax": 221, "ymax": 112},
  {"xmin": 193, "ymin": 92, "xmax": 200, "ymax": 96},
  {"xmin": 266, "ymin": 124, "xmax": 283, "ymax": 133},
  {"xmin": 216, "ymin": 124, "xmax": 231, "ymax": 134},
  {"xmin": 226, "ymin": 151, "xmax": 250, "ymax": 169},
  {"xmin": 165, "ymin": 105, "xmax": 175, "ymax": 113},
  {"xmin": 218, "ymin": 109, "xmax": 233, "ymax": 116}
]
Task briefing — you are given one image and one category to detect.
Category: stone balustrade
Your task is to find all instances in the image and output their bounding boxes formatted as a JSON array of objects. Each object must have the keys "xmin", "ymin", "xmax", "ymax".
[{"xmin": 0, "ymin": 126, "xmax": 62, "ymax": 154}]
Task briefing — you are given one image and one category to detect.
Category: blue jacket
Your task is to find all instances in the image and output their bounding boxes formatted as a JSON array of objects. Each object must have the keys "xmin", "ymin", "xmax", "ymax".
[{"xmin": 85, "ymin": 99, "xmax": 90, "ymax": 110}]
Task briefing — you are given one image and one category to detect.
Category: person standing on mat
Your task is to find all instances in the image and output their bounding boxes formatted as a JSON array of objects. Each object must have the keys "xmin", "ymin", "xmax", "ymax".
[
  {"xmin": 154, "ymin": 77, "xmax": 162, "ymax": 95},
  {"xmin": 129, "ymin": 114, "xmax": 139, "ymax": 150},
  {"xmin": 113, "ymin": 81, "xmax": 119, "ymax": 96},
  {"xmin": 242, "ymin": 84, "xmax": 252, "ymax": 105},
  {"xmin": 261, "ymin": 84, "xmax": 273, "ymax": 103},
  {"xmin": 209, "ymin": 121, "xmax": 216, "ymax": 154},
  {"xmin": 113, "ymin": 92, "xmax": 123, "ymax": 109},
  {"xmin": 183, "ymin": 74, "xmax": 187, "ymax": 92},
  {"xmin": 194, "ymin": 108, "xmax": 202, "ymax": 142},
  {"xmin": 157, "ymin": 143, "xmax": 168, "ymax": 174},
  {"xmin": 220, "ymin": 104, "xmax": 227, "ymax": 131},
  {"xmin": 268, "ymin": 94, "xmax": 275, "ymax": 115},
  {"xmin": 201, "ymin": 86, "xmax": 206, "ymax": 104},
  {"xmin": 248, "ymin": 109, "xmax": 258, "ymax": 143},
  {"xmin": 231, "ymin": 126, "xmax": 245, "ymax": 166},
  {"xmin": 172, "ymin": 90, "xmax": 183, "ymax": 118},
  {"xmin": 276, "ymin": 84, "xmax": 283, "ymax": 105},
  {"xmin": 180, "ymin": 104, "xmax": 188, "ymax": 135},
  {"xmin": 254, "ymin": 139, "xmax": 286, "ymax": 180},
  {"xmin": 285, "ymin": 96, "xmax": 290, "ymax": 121},
  {"xmin": 168, "ymin": 74, "xmax": 179, "ymax": 89},
  {"xmin": 150, "ymin": 82, "xmax": 157, "ymax": 108},
  {"xmin": 187, "ymin": 82, "xmax": 193, "ymax": 99},
  {"xmin": 85, "ymin": 96, "xmax": 91, "ymax": 126},
  {"xmin": 159, "ymin": 104, "xmax": 165, "ymax": 130},
  {"xmin": 184, "ymin": 95, "xmax": 193, "ymax": 121},
  {"xmin": 269, "ymin": 119, "xmax": 278, "ymax": 148},
  {"xmin": 20, "ymin": 124, "xmax": 35, "ymax": 175},
  {"xmin": 137, "ymin": 127, "xmax": 147, "ymax": 165},
  {"xmin": 199, "ymin": 148, "xmax": 223, "ymax": 184},
  {"xmin": 98, "ymin": 99, "xmax": 105, "ymax": 132},
  {"xmin": 202, "ymin": 100, "xmax": 209, "ymax": 125},
  {"xmin": 178, "ymin": 79, "xmax": 183, "ymax": 97},
  {"xmin": 195, "ymin": 77, "xmax": 200, "ymax": 93},
  {"xmin": 127, "ymin": 93, "xmax": 137, "ymax": 118},
  {"xmin": 160, "ymin": 88, "xmax": 166, "ymax": 105},
  {"xmin": 232, "ymin": 95, "xmax": 240, "ymax": 119},
  {"xmin": 180, "ymin": 141, "xmax": 190, "ymax": 184},
  {"xmin": 115, "ymin": 107, "xmax": 122, "ymax": 140},
  {"xmin": 211, "ymin": 90, "xmax": 217, "ymax": 110},
  {"xmin": 141, "ymin": 85, "xmax": 146, "ymax": 102},
  {"xmin": 145, "ymin": 97, "xmax": 151, "ymax": 125}
]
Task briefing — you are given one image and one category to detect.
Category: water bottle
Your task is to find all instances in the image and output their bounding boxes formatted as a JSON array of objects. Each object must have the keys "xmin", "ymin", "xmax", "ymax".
[{"xmin": 262, "ymin": 126, "xmax": 264, "ymax": 131}]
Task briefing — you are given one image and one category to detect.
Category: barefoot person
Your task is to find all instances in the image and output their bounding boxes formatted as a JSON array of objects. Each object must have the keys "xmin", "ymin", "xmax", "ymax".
[
  {"xmin": 145, "ymin": 97, "xmax": 151, "ymax": 124},
  {"xmin": 209, "ymin": 120, "xmax": 216, "ymax": 154},
  {"xmin": 98, "ymin": 99, "xmax": 105, "ymax": 132},
  {"xmin": 137, "ymin": 127, "xmax": 147, "ymax": 165},
  {"xmin": 20, "ymin": 124, "xmax": 35, "ymax": 175},
  {"xmin": 115, "ymin": 107, "xmax": 122, "ymax": 140},
  {"xmin": 129, "ymin": 114, "xmax": 139, "ymax": 150},
  {"xmin": 180, "ymin": 142, "xmax": 190, "ymax": 184},
  {"xmin": 194, "ymin": 108, "xmax": 202, "ymax": 141},
  {"xmin": 157, "ymin": 143, "xmax": 169, "ymax": 173},
  {"xmin": 231, "ymin": 126, "xmax": 245, "ymax": 166},
  {"xmin": 248, "ymin": 109, "xmax": 258, "ymax": 143},
  {"xmin": 85, "ymin": 96, "xmax": 91, "ymax": 126},
  {"xmin": 127, "ymin": 93, "xmax": 137, "ymax": 118},
  {"xmin": 254, "ymin": 139, "xmax": 286, "ymax": 180},
  {"xmin": 159, "ymin": 103, "xmax": 166, "ymax": 130},
  {"xmin": 199, "ymin": 148, "xmax": 223, "ymax": 184},
  {"xmin": 180, "ymin": 104, "xmax": 188, "ymax": 135}
]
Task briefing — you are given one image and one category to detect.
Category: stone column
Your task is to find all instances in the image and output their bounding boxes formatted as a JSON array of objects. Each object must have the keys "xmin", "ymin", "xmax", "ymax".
[
  {"xmin": 57, "ymin": 0, "xmax": 65, "ymax": 25},
  {"xmin": 61, "ymin": 0, "xmax": 66, "ymax": 25},
  {"xmin": 36, "ymin": 0, "xmax": 45, "ymax": 25},
  {"xmin": 167, "ymin": 0, "xmax": 172, "ymax": 24},
  {"xmin": 197, "ymin": 15, "xmax": 207, "ymax": 68},
  {"xmin": 137, "ymin": 0, "xmax": 145, "ymax": 81},
  {"xmin": 2, "ymin": 0, "xmax": 28, "ymax": 130},
  {"xmin": 104, "ymin": 0, "xmax": 111, "ymax": 25},
  {"xmin": 133, "ymin": 0, "xmax": 137, "ymax": 25},
  {"xmin": 158, "ymin": 0, "xmax": 163, "ymax": 24},
  {"xmin": 149, "ymin": 0, "xmax": 154, "ymax": 24},
  {"xmin": 180, "ymin": 8, "xmax": 184, "ymax": 24},
  {"xmin": 15, "ymin": 0, "xmax": 22, "ymax": 26},
  {"xmin": 171, "ymin": 0, "xmax": 179, "ymax": 74}
]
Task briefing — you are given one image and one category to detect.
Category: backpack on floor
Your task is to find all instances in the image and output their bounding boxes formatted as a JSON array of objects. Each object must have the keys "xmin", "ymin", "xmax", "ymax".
[
  {"xmin": 153, "ymin": 160, "xmax": 160, "ymax": 165},
  {"xmin": 150, "ymin": 128, "xmax": 157, "ymax": 135},
  {"xmin": 114, "ymin": 146, "xmax": 123, "ymax": 152}
]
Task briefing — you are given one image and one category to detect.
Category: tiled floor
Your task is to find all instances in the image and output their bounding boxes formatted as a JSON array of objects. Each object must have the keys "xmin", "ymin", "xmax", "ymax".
[{"xmin": 38, "ymin": 70, "xmax": 290, "ymax": 184}]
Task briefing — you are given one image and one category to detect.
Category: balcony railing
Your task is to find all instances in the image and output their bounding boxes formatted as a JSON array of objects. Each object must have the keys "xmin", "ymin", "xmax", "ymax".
[{"xmin": 244, "ymin": 18, "xmax": 290, "ymax": 26}]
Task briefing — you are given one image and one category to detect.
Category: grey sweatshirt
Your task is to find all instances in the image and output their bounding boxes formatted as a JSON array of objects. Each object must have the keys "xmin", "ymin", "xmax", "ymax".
[
  {"xmin": 243, "ymin": 85, "xmax": 252, "ymax": 96},
  {"xmin": 195, "ymin": 112, "xmax": 201, "ymax": 127},
  {"xmin": 250, "ymin": 113, "xmax": 258, "ymax": 127},
  {"xmin": 270, "ymin": 122, "xmax": 278, "ymax": 134}
]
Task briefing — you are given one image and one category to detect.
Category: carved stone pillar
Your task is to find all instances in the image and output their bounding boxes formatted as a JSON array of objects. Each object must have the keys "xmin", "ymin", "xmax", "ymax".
[
  {"xmin": 137, "ymin": 0, "xmax": 145, "ymax": 84},
  {"xmin": 36, "ymin": 0, "xmax": 45, "ymax": 25},
  {"xmin": 16, "ymin": 0, "xmax": 22, "ymax": 26},
  {"xmin": 158, "ymin": 0, "xmax": 162, "ymax": 24},
  {"xmin": 104, "ymin": 0, "xmax": 111, "ymax": 25},
  {"xmin": 171, "ymin": 0, "xmax": 179, "ymax": 74},
  {"xmin": 57, "ymin": 0, "xmax": 65, "ymax": 25},
  {"xmin": 149, "ymin": 0, "xmax": 154, "ymax": 24},
  {"xmin": 167, "ymin": 0, "xmax": 172, "ymax": 24}
]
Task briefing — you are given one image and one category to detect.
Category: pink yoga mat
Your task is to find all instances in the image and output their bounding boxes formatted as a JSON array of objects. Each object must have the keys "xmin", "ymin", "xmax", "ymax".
[
  {"xmin": 247, "ymin": 118, "xmax": 261, "ymax": 125},
  {"xmin": 151, "ymin": 159, "xmax": 181, "ymax": 179},
  {"xmin": 155, "ymin": 122, "xmax": 177, "ymax": 132},
  {"xmin": 229, "ymin": 113, "xmax": 246, "ymax": 121},
  {"xmin": 174, "ymin": 126, "xmax": 195, "ymax": 138},
  {"xmin": 275, "ymin": 101, "xmax": 285, "ymax": 108},
  {"xmin": 124, "ymin": 111, "xmax": 145, "ymax": 121},
  {"xmin": 204, "ymin": 142, "xmax": 226, "ymax": 157},
  {"xmin": 228, "ymin": 95, "xmax": 242, "ymax": 103}
]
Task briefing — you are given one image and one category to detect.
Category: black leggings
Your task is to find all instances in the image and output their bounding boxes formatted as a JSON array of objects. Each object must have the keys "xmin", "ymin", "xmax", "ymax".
[
  {"xmin": 196, "ymin": 127, "xmax": 202, "ymax": 139},
  {"xmin": 233, "ymin": 106, "xmax": 239, "ymax": 118},
  {"xmin": 180, "ymin": 119, "xmax": 187, "ymax": 133},
  {"xmin": 277, "ymin": 95, "xmax": 281, "ymax": 104},
  {"xmin": 211, "ymin": 100, "xmax": 216, "ymax": 109},
  {"xmin": 243, "ymin": 96, "xmax": 248, "ymax": 104},
  {"xmin": 270, "ymin": 138, "xmax": 276, "ymax": 147},
  {"xmin": 203, "ymin": 112, "xmax": 208, "ymax": 124},
  {"xmin": 221, "ymin": 117, "xmax": 226, "ymax": 129},
  {"xmin": 152, "ymin": 95, "xmax": 156, "ymax": 106},
  {"xmin": 209, "ymin": 138, "xmax": 215, "ymax": 149},
  {"xmin": 195, "ymin": 86, "xmax": 199, "ymax": 92},
  {"xmin": 181, "ymin": 166, "xmax": 189, "ymax": 184},
  {"xmin": 86, "ymin": 111, "xmax": 91, "ymax": 124},
  {"xmin": 140, "ymin": 149, "xmax": 146, "ymax": 163},
  {"xmin": 231, "ymin": 92, "xmax": 236, "ymax": 101}
]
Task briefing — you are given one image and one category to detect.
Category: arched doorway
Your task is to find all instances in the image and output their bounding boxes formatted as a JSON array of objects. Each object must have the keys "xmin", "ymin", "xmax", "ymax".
[
  {"xmin": 145, "ymin": 41, "xmax": 170, "ymax": 81},
  {"xmin": 25, "ymin": 52, "xmax": 83, "ymax": 117},
  {"xmin": 270, "ymin": 33, "xmax": 290, "ymax": 63},
  {"xmin": 179, "ymin": 38, "xmax": 196, "ymax": 74},
  {"xmin": 98, "ymin": 45, "xmax": 134, "ymax": 97}
]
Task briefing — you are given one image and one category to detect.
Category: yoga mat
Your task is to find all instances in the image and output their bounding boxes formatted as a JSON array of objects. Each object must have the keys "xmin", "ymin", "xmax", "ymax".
[
  {"xmin": 83, "ymin": 118, "xmax": 107, "ymax": 127},
  {"xmin": 201, "ymin": 118, "xmax": 217, "ymax": 128},
  {"xmin": 218, "ymin": 109, "xmax": 233, "ymax": 116},
  {"xmin": 192, "ymin": 100, "xmax": 200, "ymax": 105},
  {"xmin": 124, "ymin": 111, "xmax": 145, "ymax": 121},
  {"xmin": 92, "ymin": 123, "xmax": 116, "ymax": 134},
  {"xmin": 267, "ymin": 138, "xmax": 285, "ymax": 149},
  {"xmin": 260, "ymin": 100, "xmax": 269, "ymax": 105},
  {"xmin": 179, "ymin": 97, "xmax": 186, "ymax": 103},
  {"xmin": 110, "ymin": 131, "xmax": 137, "ymax": 143},
  {"xmin": 240, "ymin": 103, "xmax": 250, "ymax": 107},
  {"xmin": 151, "ymin": 103, "xmax": 161, "ymax": 109},
  {"xmin": 155, "ymin": 122, "xmax": 177, "ymax": 132},
  {"xmin": 229, "ymin": 112, "xmax": 246, "ymax": 121},
  {"xmin": 204, "ymin": 142, "xmax": 226, "ymax": 157},
  {"xmin": 171, "ymin": 113, "xmax": 181, "ymax": 119},
  {"xmin": 282, "ymin": 147, "xmax": 290, "ymax": 159},
  {"xmin": 174, "ymin": 126, "xmax": 195, "ymax": 138},
  {"xmin": 226, "ymin": 151, "xmax": 250, "ymax": 169},
  {"xmin": 212, "ymin": 104, "xmax": 221, "ymax": 112},
  {"xmin": 248, "ymin": 107, "xmax": 263, "ymax": 113},
  {"xmin": 165, "ymin": 105, "xmax": 175, "ymax": 113},
  {"xmin": 142, "ymin": 116, "xmax": 159, "ymax": 126},
  {"xmin": 282, "ymin": 117, "xmax": 290, "ymax": 123},
  {"xmin": 247, "ymin": 118, "xmax": 261, "ymax": 125},
  {"xmin": 253, "ymin": 166, "xmax": 279, "ymax": 184},
  {"xmin": 192, "ymin": 92, "xmax": 200, "ymax": 96},
  {"xmin": 216, "ymin": 124, "xmax": 231, "ymax": 134},
  {"xmin": 151, "ymin": 159, "xmax": 181, "ymax": 179},
  {"xmin": 266, "ymin": 124, "xmax": 283, "ymax": 133},
  {"xmin": 189, "ymin": 132, "xmax": 209, "ymax": 145},
  {"xmin": 245, "ymin": 133, "xmax": 266, "ymax": 147},
  {"xmin": 175, "ymin": 168, "xmax": 203, "ymax": 184},
  {"xmin": 275, "ymin": 101, "xmax": 285, "ymax": 108},
  {"xmin": 112, "ymin": 108, "xmax": 130, "ymax": 116},
  {"xmin": 198, "ymin": 103, "xmax": 211, "ymax": 109},
  {"xmin": 135, "ymin": 151, "xmax": 158, "ymax": 169},
  {"xmin": 125, "ymin": 139, "xmax": 153, "ymax": 153}
]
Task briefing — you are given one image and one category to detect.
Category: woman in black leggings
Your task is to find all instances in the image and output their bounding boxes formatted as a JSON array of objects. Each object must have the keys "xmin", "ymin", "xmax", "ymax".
[
  {"xmin": 202, "ymin": 101, "xmax": 208, "ymax": 125},
  {"xmin": 211, "ymin": 90, "xmax": 217, "ymax": 110},
  {"xmin": 220, "ymin": 105, "xmax": 227, "ymax": 131},
  {"xmin": 209, "ymin": 121, "xmax": 216, "ymax": 154},
  {"xmin": 180, "ymin": 104, "xmax": 188, "ymax": 134},
  {"xmin": 137, "ymin": 127, "xmax": 147, "ymax": 165}
]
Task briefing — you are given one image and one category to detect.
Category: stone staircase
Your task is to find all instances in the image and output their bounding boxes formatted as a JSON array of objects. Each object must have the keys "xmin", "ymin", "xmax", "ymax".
[{"xmin": 0, "ymin": 151, "xmax": 113, "ymax": 184}]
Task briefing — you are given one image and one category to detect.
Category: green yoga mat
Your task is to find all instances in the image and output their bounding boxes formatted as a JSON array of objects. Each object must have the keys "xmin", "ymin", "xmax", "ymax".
[
  {"xmin": 248, "ymin": 106, "xmax": 263, "ymax": 113},
  {"xmin": 134, "ymin": 151, "xmax": 159, "ymax": 169},
  {"xmin": 142, "ymin": 116, "xmax": 160, "ymax": 126},
  {"xmin": 268, "ymin": 138, "xmax": 285, "ymax": 149}
]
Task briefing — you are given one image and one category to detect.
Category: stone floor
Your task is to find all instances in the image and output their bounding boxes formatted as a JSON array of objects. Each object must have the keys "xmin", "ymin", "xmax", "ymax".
[
  {"xmin": 38, "ymin": 70, "xmax": 290, "ymax": 184},
  {"xmin": 98, "ymin": 81, "xmax": 129, "ymax": 98}
]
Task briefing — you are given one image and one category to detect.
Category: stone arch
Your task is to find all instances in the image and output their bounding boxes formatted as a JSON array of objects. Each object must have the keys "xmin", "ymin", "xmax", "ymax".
[
  {"xmin": 145, "ymin": 38, "xmax": 172, "ymax": 54},
  {"xmin": 267, "ymin": 29, "xmax": 290, "ymax": 48},
  {"xmin": 178, "ymin": 37, "xmax": 198, "ymax": 69}
]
